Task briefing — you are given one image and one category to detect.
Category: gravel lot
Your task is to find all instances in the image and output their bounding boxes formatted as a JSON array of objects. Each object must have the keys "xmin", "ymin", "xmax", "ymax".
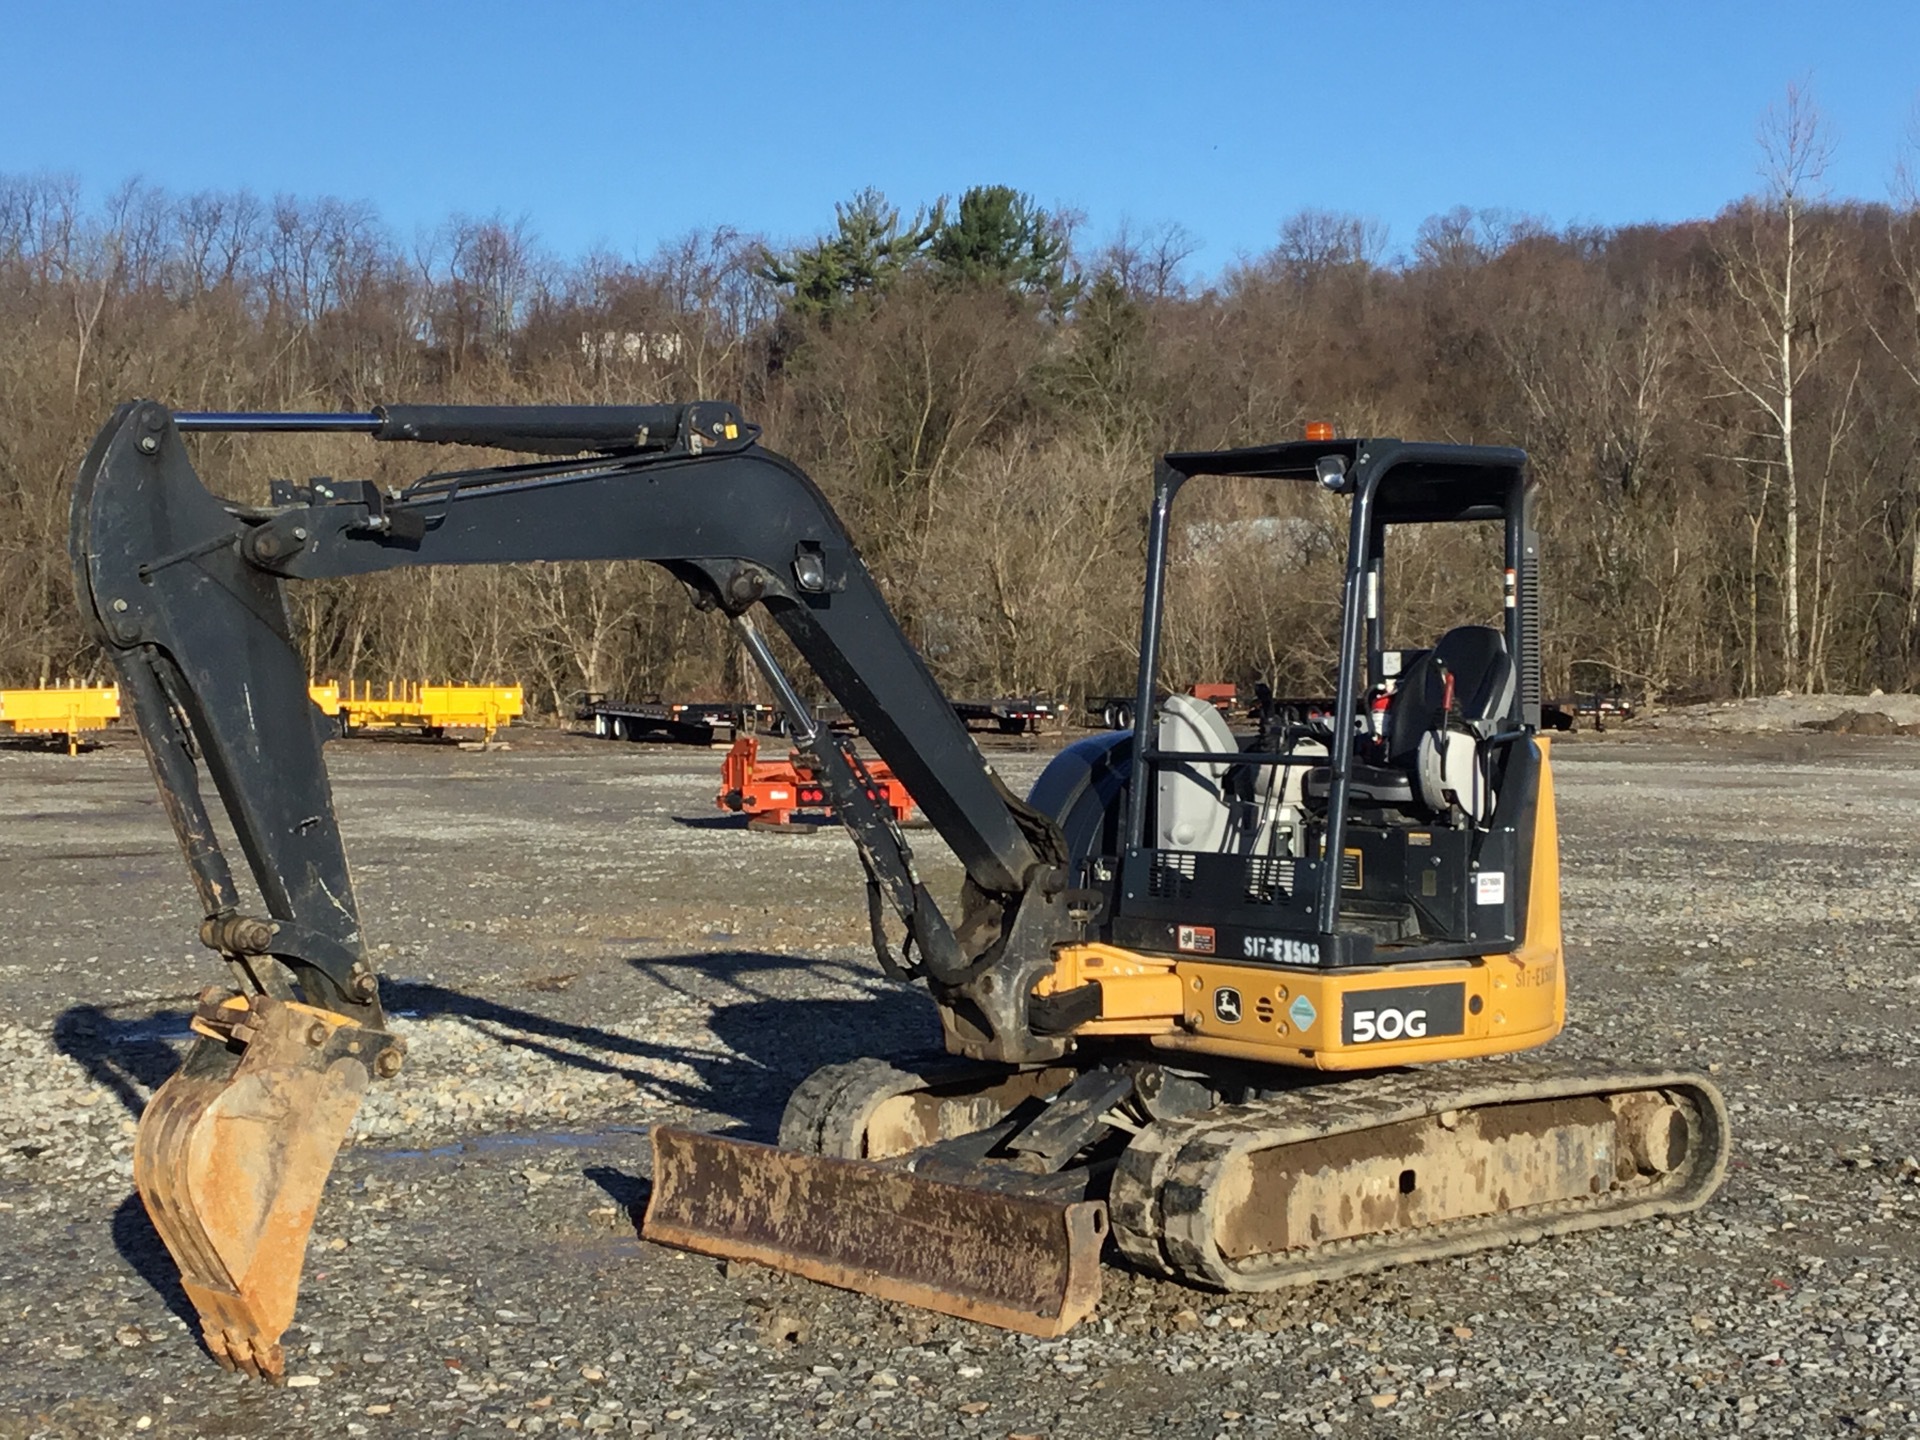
[{"xmin": 2, "ymin": 717, "xmax": 1918, "ymax": 1438}]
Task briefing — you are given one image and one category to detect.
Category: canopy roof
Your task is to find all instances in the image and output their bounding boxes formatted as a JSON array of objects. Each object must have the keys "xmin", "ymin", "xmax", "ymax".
[{"xmin": 1162, "ymin": 438, "xmax": 1530, "ymax": 525}]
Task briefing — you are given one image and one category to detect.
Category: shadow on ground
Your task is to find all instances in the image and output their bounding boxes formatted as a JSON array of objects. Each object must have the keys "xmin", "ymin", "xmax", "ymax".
[
  {"xmin": 669, "ymin": 814, "xmax": 753, "ymax": 831},
  {"xmin": 52, "ymin": 950, "xmax": 934, "ymax": 1327},
  {"xmin": 53, "ymin": 950, "xmax": 931, "ymax": 1131},
  {"xmin": 110, "ymin": 1193, "xmax": 201, "ymax": 1335},
  {"xmin": 51, "ymin": 1004, "xmax": 190, "ymax": 1116}
]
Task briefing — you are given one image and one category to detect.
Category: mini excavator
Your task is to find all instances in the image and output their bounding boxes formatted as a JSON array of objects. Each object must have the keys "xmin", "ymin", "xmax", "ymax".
[{"xmin": 70, "ymin": 401, "xmax": 1728, "ymax": 1380}]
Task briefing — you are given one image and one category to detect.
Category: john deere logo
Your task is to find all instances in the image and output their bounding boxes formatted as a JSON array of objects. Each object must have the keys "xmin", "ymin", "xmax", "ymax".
[{"xmin": 1213, "ymin": 987, "xmax": 1243, "ymax": 1024}]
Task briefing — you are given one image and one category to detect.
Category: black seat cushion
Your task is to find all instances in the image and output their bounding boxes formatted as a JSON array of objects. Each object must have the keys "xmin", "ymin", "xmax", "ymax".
[{"xmin": 1303, "ymin": 760, "xmax": 1412, "ymax": 808}]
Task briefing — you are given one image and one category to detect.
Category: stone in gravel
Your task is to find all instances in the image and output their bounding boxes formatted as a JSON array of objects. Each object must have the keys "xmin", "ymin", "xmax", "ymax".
[
  {"xmin": 284, "ymin": 1374, "xmax": 320, "ymax": 1387},
  {"xmin": 759, "ymin": 1312, "xmax": 810, "ymax": 1346}
]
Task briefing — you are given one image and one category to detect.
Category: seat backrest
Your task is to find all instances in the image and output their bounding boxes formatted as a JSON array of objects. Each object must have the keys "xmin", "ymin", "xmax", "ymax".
[
  {"xmin": 1384, "ymin": 626, "xmax": 1515, "ymax": 763},
  {"xmin": 1383, "ymin": 650, "xmax": 1445, "ymax": 769},
  {"xmin": 1429, "ymin": 625, "xmax": 1516, "ymax": 729},
  {"xmin": 1156, "ymin": 693, "xmax": 1238, "ymax": 851}
]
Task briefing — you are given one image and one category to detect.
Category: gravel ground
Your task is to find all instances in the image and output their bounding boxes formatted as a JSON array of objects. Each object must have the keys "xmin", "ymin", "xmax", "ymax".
[{"xmin": 1, "ymin": 725, "xmax": 1918, "ymax": 1438}]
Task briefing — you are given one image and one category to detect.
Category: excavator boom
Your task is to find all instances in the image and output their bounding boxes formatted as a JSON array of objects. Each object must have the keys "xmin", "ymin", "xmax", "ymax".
[{"xmin": 71, "ymin": 400, "xmax": 1090, "ymax": 1374}]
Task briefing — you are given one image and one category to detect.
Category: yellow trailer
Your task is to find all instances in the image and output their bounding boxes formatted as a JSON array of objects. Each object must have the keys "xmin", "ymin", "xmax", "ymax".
[
  {"xmin": 312, "ymin": 681, "xmax": 523, "ymax": 743},
  {"xmin": 0, "ymin": 685, "xmax": 121, "ymax": 754}
]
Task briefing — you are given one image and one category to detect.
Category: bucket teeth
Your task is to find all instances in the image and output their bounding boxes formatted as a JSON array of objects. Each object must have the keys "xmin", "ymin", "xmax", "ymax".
[
  {"xmin": 206, "ymin": 1324, "xmax": 284, "ymax": 1381},
  {"xmin": 133, "ymin": 992, "xmax": 400, "ymax": 1380}
]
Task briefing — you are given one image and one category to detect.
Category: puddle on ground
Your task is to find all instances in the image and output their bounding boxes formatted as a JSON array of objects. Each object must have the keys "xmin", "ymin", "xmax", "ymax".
[{"xmin": 363, "ymin": 1125, "xmax": 652, "ymax": 1162}]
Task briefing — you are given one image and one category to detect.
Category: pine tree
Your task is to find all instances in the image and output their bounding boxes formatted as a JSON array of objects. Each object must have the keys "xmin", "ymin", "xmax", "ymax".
[{"xmin": 760, "ymin": 188, "xmax": 941, "ymax": 318}]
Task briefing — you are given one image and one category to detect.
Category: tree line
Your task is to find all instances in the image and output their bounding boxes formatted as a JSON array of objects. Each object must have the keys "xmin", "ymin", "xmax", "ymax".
[{"xmin": 5, "ymin": 89, "xmax": 1920, "ymax": 714}]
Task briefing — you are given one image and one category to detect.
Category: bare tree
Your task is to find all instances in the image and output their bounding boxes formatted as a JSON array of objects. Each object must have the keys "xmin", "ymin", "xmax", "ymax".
[
  {"xmin": 1691, "ymin": 83, "xmax": 1843, "ymax": 691},
  {"xmin": 1092, "ymin": 219, "xmax": 1198, "ymax": 300},
  {"xmin": 1874, "ymin": 101, "xmax": 1920, "ymax": 681}
]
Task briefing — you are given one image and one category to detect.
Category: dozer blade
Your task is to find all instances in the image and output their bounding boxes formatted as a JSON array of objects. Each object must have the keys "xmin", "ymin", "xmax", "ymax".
[
  {"xmin": 134, "ymin": 992, "xmax": 400, "ymax": 1380},
  {"xmin": 644, "ymin": 1126, "xmax": 1106, "ymax": 1337}
]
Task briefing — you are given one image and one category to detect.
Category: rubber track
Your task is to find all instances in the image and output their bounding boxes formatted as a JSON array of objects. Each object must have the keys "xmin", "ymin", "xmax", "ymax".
[{"xmin": 1109, "ymin": 1060, "xmax": 1729, "ymax": 1291}]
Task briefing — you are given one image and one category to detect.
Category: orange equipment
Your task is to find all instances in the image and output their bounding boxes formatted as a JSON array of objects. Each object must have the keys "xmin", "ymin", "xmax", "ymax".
[{"xmin": 717, "ymin": 734, "xmax": 915, "ymax": 829}]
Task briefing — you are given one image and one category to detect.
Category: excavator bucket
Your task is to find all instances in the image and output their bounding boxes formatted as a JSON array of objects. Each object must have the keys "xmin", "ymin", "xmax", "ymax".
[
  {"xmin": 644, "ymin": 1127, "xmax": 1106, "ymax": 1337},
  {"xmin": 134, "ymin": 992, "xmax": 398, "ymax": 1380}
]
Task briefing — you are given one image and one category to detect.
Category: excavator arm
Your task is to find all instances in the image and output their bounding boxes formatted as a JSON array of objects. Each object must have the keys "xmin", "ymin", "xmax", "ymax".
[{"xmin": 70, "ymin": 399, "xmax": 1092, "ymax": 1375}]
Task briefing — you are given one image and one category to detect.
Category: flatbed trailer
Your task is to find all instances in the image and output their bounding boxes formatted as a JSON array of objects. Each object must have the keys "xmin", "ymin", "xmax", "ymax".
[
  {"xmin": 578, "ymin": 696, "xmax": 769, "ymax": 746},
  {"xmin": 1087, "ymin": 684, "xmax": 1238, "ymax": 732},
  {"xmin": 950, "ymin": 696, "xmax": 1060, "ymax": 734},
  {"xmin": 1550, "ymin": 691, "xmax": 1638, "ymax": 730},
  {"xmin": 0, "ymin": 685, "xmax": 121, "ymax": 754},
  {"xmin": 311, "ymin": 681, "xmax": 523, "ymax": 743}
]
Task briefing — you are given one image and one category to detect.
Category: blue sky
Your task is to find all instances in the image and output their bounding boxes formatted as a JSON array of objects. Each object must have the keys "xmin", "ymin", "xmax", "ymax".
[{"xmin": 5, "ymin": 1, "xmax": 1918, "ymax": 281}]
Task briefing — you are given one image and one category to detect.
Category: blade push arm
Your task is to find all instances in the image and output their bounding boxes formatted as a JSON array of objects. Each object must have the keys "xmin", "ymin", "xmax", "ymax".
[{"xmin": 72, "ymin": 400, "xmax": 1083, "ymax": 1062}]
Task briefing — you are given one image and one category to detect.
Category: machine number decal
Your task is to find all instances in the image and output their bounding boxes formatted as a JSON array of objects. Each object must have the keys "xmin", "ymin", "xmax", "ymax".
[
  {"xmin": 1474, "ymin": 871, "xmax": 1506, "ymax": 905},
  {"xmin": 1341, "ymin": 983, "xmax": 1466, "ymax": 1046},
  {"xmin": 1242, "ymin": 935, "xmax": 1320, "ymax": 965},
  {"xmin": 1177, "ymin": 924, "xmax": 1216, "ymax": 955},
  {"xmin": 1213, "ymin": 987, "xmax": 1243, "ymax": 1024}
]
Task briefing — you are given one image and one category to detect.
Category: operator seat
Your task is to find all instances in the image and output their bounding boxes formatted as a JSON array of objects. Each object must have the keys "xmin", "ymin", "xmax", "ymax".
[{"xmin": 1305, "ymin": 625, "xmax": 1517, "ymax": 822}]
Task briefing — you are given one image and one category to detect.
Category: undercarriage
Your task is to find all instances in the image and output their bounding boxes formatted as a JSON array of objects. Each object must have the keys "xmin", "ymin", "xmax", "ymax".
[{"xmin": 646, "ymin": 1051, "xmax": 1728, "ymax": 1332}]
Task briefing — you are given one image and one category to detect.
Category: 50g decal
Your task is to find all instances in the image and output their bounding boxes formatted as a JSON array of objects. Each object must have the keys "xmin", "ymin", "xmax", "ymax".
[
  {"xmin": 1349, "ymin": 1006, "xmax": 1428, "ymax": 1042},
  {"xmin": 1340, "ymin": 982, "xmax": 1467, "ymax": 1046}
]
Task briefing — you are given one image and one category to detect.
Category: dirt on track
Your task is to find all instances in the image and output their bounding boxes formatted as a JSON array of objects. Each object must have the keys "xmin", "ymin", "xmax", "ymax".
[{"xmin": 1, "ymin": 725, "xmax": 1917, "ymax": 1438}]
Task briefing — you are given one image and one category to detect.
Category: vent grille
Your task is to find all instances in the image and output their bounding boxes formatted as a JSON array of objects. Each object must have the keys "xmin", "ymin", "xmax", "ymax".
[
  {"xmin": 1245, "ymin": 856, "xmax": 1295, "ymax": 904},
  {"xmin": 1254, "ymin": 996, "xmax": 1277, "ymax": 1025},
  {"xmin": 1149, "ymin": 852, "xmax": 1197, "ymax": 899},
  {"xmin": 1520, "ymin": 534, "xmax": 1542, "ymax": 720}
]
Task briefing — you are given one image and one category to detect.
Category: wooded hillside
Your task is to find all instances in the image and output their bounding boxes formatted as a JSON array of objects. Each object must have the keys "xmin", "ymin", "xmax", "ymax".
[{"xmin": 8, "ymin": 98, "xmax": 1920, "ymax": 710}]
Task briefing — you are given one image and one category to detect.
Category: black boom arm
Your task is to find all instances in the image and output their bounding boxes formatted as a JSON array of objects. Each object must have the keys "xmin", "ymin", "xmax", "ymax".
[{"xmin": 71, "ymin": 400, "xmax": 1083, "ymax": 1063}]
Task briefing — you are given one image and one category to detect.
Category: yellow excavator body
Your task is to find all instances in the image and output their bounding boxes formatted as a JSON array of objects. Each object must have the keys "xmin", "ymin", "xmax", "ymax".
[{"xmin": 1035, "ymin": 741, "xmax": 1564, "ymax": 1069}]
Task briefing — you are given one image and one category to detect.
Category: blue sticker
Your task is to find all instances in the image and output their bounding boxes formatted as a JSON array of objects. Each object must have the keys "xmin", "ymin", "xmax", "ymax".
[{"xmin": 1288, "ymin": 994, "xmax": 1317, "ymax": 1031}]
